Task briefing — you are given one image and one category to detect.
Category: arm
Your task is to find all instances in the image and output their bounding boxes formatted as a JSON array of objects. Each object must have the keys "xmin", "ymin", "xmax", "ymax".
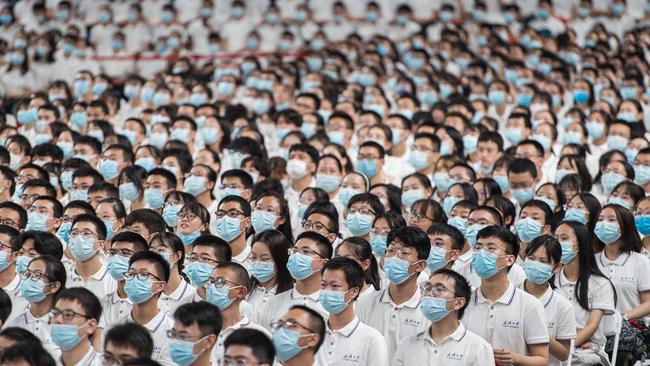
[
  {"xmin": 624, "ymin": 291, "xmax": 650, "ymax": 320},
  {"xmin": 549, "ymin": 337, "xmax": 571, "ymax": 362},
  {"xmin": 494, "ymin": 343, "xmax": 549, "ymax": 366},
  {"xmin": 575, "ymin": 309, "xmax": 603, "ymax": 347}
]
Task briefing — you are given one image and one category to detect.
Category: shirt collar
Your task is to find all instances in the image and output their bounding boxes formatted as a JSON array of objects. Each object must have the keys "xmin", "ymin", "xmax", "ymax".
[
  {"xmin": 539, "ymin": 286, "xmax": 554, "ymax": 308},
  {"xmin": 421, "ymin": 321, "xmax": 467, "ymax": 345},
  {"xmin": 327, "ymin": 316, "xmax": 361, "ymax": 338},
  {"xmin": 476, "ymin": 282, "xmax": 516, "ymax": 305},
  {"xmin": 60, "ymin": 346, "xmax": 96, "ymax": 366},
  {"xmin": 24, "ymin": 307, "xmax": 49, "ymax": 324},
  {"xmin": 291, "ymin": 286, "xmax": 320, "ymax": 301},
  {"xmin": 6, "ymin": 273, "xmax": 20, "ymax": 292},
  {"xmin": 72, "ymin": 261, "xmax": 110, "ymax": 281},
  {"xmin": 110, "ymin": 290, "xmax": 131, "ymax": 305},
  {"xmin": 129, "ymin": 309, "xmax": 166, "ymax": 332},
  {"xmin": 232, "ymin": 245, "xmax": 251, "ymax": 264},
  {"xmin": 598, "ymin": 251, "xmax": 631, "ymax": 267},
  {"xmin": 163, "ymin": 280, "xmax": 190, "ymax": 301},
  {"xmin": 379, "ymin": 286, "xmax": 422, "ymax": 308},
  {"xmin": 225, "ymin": 316, "xmax": 251, "ymax": 331}
]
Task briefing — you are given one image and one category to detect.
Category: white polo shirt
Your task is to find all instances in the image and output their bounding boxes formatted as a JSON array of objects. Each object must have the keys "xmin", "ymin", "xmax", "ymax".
[
  {"xmin": 67, "ymin": 262, "xmax": 117, "ymax": 301},
  {"xmin": 595, "ymin": 251, "xmax": 650, "ymax": 314},
  {"xmin": 315, "ymin": 316, "xmax": 388, "ymax": 366},
  {"xmin": 231, "ymin": 244, "xmax": 252, "ymax": 271},
  {"xmin": 247, "ymin": 283, "xmax": 279, "ymax": 311},
  {"xmin": 4, "ymin": 273, "xmax": 28, "ymax": 324},
  {"xmin": 520, "ymin": 284, "xmax": 577, "ymax": 366},
  {"xmin": 117, "ymin": 310, "xmax": 174, "ymax": 366},
  {"xmin": 393, "ymin": 322, "xmax": 495, "ymax": 365},
  {"xmin": 355, "ymin": 287, "xmax": 429, "ymax": 361},
  {"xmin": 98, "ymin": 291, "xmax": 132, "ymax": 329},
  {"xmin": 158, "ymin": 280, "xmax": 197, "ymax": 315},
  {"xmin": 553, "ymin": 268, "xmax": 615, "ymax": 348},
  {"xmin": 255, "ymin": 287, "xmax": 327, "ymax": 331},
  {"xmin": 6, "ymin": 308, "xmax": 60, "ymax": 360},
  {"xmin": 210, "ymin": 316, "xmax": 270, "ymax": 365},
  {"xmin": 464, "ymin": 282, "xmax": 549, "ymax": 356},
  {"xmin": 59, "ymin": 345, "xmax": 99, "ymax": 366}
]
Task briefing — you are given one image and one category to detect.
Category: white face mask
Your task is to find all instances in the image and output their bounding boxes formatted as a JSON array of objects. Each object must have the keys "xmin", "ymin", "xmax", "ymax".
[
  {"xmin": 286, "ymin": 159, "xmax": 309, "ymax": 180},
  {"xmin": 9, "ymin": 153, "xmax": 22, "ymax": 170}
]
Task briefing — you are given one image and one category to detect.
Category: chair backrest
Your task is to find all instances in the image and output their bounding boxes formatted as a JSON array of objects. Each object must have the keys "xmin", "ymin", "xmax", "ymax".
[{"xmin": 601, "ymin": 311, "xmax": 622, "ymax": 337}]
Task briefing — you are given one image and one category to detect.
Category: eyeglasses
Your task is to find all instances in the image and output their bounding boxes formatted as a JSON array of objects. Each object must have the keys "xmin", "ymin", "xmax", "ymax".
[
  {"xmin": 302, "ymin": 220, "xmax": 331, "ymax": 233},
  {"xmin": 288, "ymin": 246, "xmax": 324, "ymax": 258},
  {"xmin": 69, "ymin": 229, "xmax": 97, "ymax": 237},
  {"xmin": 20, "ymin": 269, "xmax": 51, "ymax": 282},
  {"xmin": 271, "ymin": 319, "xmax": 317, "ymax": 334},
  {"xmin": 0, "ymin": 243, "xmax": 13, "ymax": 253},
  {"xmin": 101, "ymin": 353, "xmax": 137, "ymax": 366},
  {"xmin": 106, "ymin": 248, "xmax": 135, "ymax": 257},
  {"xmin": 215, "ymin": 209, "xmax": 245, "ymax": 219},
  {"xmin": 177, "ymin": 212, "xmax": 199, "ymax": 221},
  {"xmin": 221, "ymin": 356, "xmax": 269, "ymax": 366},
  {"xmin": 420, "ymin": 283, "xmax": 456, "ymax": 298},
  {"xmin": 0, "ymin": 218, "xmax": 17, "ymax": 227},
  {"xmin": 166, "ymin": 329, "xmax": 206, "ymax": 342},
  {"xmin": 204, "ymin": 277, "xmax": 241, "ymax": 289},
  {"xmin": 124, "ymin": 271, "xmax": 161, "ymax": 281},
  {"xmin": 473, "ymin": 243, "xmax": 509, "ymax": 254},
  {"xmin": 19, "ymin": 194, "xmax": 40, "ymax": 202},
  {"xmin": 187, "ymin": 254, "xmax": 221, "ymax": 266},
  {"xmin": 407, "ymin": 212, "xmax": 433, "ymax": 222},
  {"xmin": 348, "ymin": 207, "xmax": 375, "ymax": 216},
  {"xmin": 49, "ymin": 308, "xmax": 90, "ymax": 322},
  {"xmin": 370, "ymin": 228, "xmax": 390, "ymax": 236},
  {"xmin": 385, "ymin": 245, "xmax": 417, "ymax": 260}
]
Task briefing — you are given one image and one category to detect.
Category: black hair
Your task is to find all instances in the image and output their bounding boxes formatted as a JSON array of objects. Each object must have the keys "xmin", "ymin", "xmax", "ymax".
[
  {"xmin": 149, "ymin": 232, "xmax": 187, "ymax": 281},
  {"xmin": 295, "ymin": 231, "xmax": 333, "ymax": 259},
  {"xmin": 32, "ymin": 254, "xmax": 67, "ymax": 297},
  {"xmin": 370, "ymin": 183, "xmax": 402, "ymax": 213},
  {"xmin": 507, "ymin": 157, "xmax": 537, "ymax": 179},
  {"xmin": 0, "ymin": 288, "xmax": 10, "ymax": 325},
  {"xmin": 192, "ymin": 235, "xmax": 232, "ymax": 262},
  {"xmin": 335, "ymin": 237, "xmax": 380, "ymax": 290},
  {"xmin": 0, "ymin": 202, "xmax": 27, "ymax": 229},
  {"xmin": 432, "ymin": 268, "xmax": 471, "ymax": 319},
  {"xmin": 0, "ymin": 343, "xmax": 56, "ymax": 366},
  {"xmin": 427, "ymin": 223, "xmax": 464, "ymax": 252},
  {"xmin": 111, "ymin": 231, "xmax": 149, "ymax": 253},
  {"xmin": 103, "ymin": 322, "xmax": 154, "ymax": 359},
  {"xmin": 173, "ymin": 301, "xmax": 222, "ymax": 337},
  {"xmin": 125, "ymin": 209, "xmax": 166, "ymax": 238},
  {"xmin": 304, "ymin": 201, "xmax": 339, "ymax": 237},
  {"xmin": 55, "ymin": 287, "xmax": 102, "ymax": 322},
  {"xmin": 598, "ymin": 204, "xmax": 642, "ymax": 252},
  {"xmin": 13, "ymin": 231, "xmax": 63, "ymax": 259},
  {"xmin": 321, "ymin": 257, "xmax": 365, "ymax": 300},
  {"xmin": 0, "ymin": 327, "xmax": 42, "ymax": 347},
  {"xmin": 218, "ymin": 195, "xmax": 252, "ymax": 217},
  {"xmin": 289, "ymin": 304, "xmax": 326, "ymax": 352},
  {"xmin": 254, "ymin": 191, "xmax": 294, "ymax": 243},
  {"xmin": 386, "ymin": 226, "xmax": 430, "ymax": 260},
  {"xmin": 476, "ymin": 225, "xmax": 520, "ymax": 260},
  {"xmin": 250, "ymin": 230, "xmax": 294, "ymax": 293},
  {"xmin": 347, "ymin": 192, "xmax": 385, "ymax": 217},
  {"xmin": 146, "ymin": 168, "xmax": 177, "ymax": 191},
  {"xmin": 524, "ymin": 234, "xmax": 562, "ymax": 268},
  {"xmin": 128, "ymin": 251, "xmax": 171, "ymax": 283},
  {"xmin": 223, "ymin": 329, "xmax": 275, "ymax": 364},
  {"xmin": 71, "ymin": 213, "xmax": 107, "ymax": 240},
  {"xmin": 221, "ymin": 169, "xmax": 254, "ymax": 189}
]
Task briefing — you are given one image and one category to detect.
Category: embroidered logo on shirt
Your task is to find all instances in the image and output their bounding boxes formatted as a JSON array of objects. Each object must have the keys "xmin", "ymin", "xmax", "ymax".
[
  {"xmin": 620, "ymin": 276, "xmax": 636, "ymax": 283},
  {"xmin": 342, "ymin": 354, "xmax": 360, "ymax": 362},
  {"xmin": 403, "ymin": 318, "xmax": 422, "ymax": 327},
  {"xmin": 502, "ymin": 320, "xmax": 520, "ymax": 328},
  {"xmin": 447, "ymin": 352, "xmax": 464, "ymax": 360},
  {"xmin": 547, "ymin": 321, "xmax": 555, "ymax": 329}
]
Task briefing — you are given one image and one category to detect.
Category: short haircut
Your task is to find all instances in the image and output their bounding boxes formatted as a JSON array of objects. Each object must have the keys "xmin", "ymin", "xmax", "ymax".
[
  {"xmin": 347, "ymin": 192, "xmax": 385, "ymax": 217},
  {"xmin": 290, "ymin": 304, "xmax": 326, "ymax": 352},
  {"xmin": 173, "ymin": 301, "xmax": 222, "ymax": 337},
  {"xmin": 0, "ymin": 202, "xmax": 27, "ymax": 229},
  {"xmin": 13, "ymin": 231, "xmax": 63, "ymax": 259},
  {"xmin": 22, "ymin": 178, "xmax": 56, "ymax": 197},
  {"xmin": 0, "ymin": 343, "xmax": 56, "ymax": 366},
  {"xmin": 55, "ymin": 287, "xmax": 102, "ymax": 322},
  {"xmin": 507, "ymin": 157, "xmax": 538, "ymax": 179},
  {"xmin": 221, "ymin": 169, "xmax": 253, "ymax": 189},
  {"xmin": 104, "ymin": 323, "xmax": 154, "ymax": 359},
  {"xmin": 476, "ymin": 225, "xmax": 520, "ymax": 259},
  {"xmin": 224, "ymin": 329, "xmax": 275, "ymax": 364},
  {"xmin": 192, "ymin": 235, "xmax": 232, "ymax": 262},
  {"xmin": 218, "ymin": 195, "xmax": 251, "ymax": 217},
  {"xmin": 215, "ymin": 262, "xmax": 250, "ymax": 291},
  {"xmin": 322, "ymin": 257, "xmax": 364, "ymax": 300},
  {"xmin": 111, "ymin": 231, "xmax": 148, "ymax": 253},
  {"xmin": 33, "ymin": 196, "xmax": 63, "ymax": 218},
  {"xmin": 386, "ymin": 226, "xmax": 430, "ymax": 260},
  {"xmin": 0, "ymin": 327, "xmax": 42, "ymax": 347},
  {"xmin": 427, "ymin": 223, "xmax": 464, "ymax": 251},
  {"xmin": 125, "ymin": 209, "xmax": 166, "ymax": 235},
  {"xmin": 432, "ymin": 268, "xmax": 471, "ymax": 319},
  {"xmin": 295, "ymin": 231, "xmax": 333, "ymax": 259},
  {"xmin": 128, "ymin": 251, "xmax": 170, "ymax": 283},
  {"xmin": 0, "ymin": 288, "xmax": 11, "ymax": 324},
  {"xmin": 71, "ymin": 213, "xmax": 107, "ymax": 240}
]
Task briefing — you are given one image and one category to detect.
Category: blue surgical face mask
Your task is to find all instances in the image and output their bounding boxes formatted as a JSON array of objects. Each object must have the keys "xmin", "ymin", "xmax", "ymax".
[
  {"xmin": 124, "ymin": 276, "xmax": 155, "ymax": 304},
  {"xmin": 103, "ymin": 220, "xmax": 116, "ymax": 239},
  {"xmin": 433, "ymin": 172, "xmax": 456, "ymax": 192},
  {"xmin": 465, "ymin": 224, "xmax": 486, "ymax": 248},
  {"xmin": 69, "ymin": 235, "xmax": 97, "ymax": 262},
  {"xmin": 427, "ymin": 246, "xmax": 449, "ymax": 272},
  {"xmin": 144, "ymin": 188, "xmax": 165, "ymax": 209},
  {"xmin": 169, "ymin": 337, "xmax": 207, "ymax": 366},
  {"xmin": 401, "ymin": 189, "xmax": 425, "ymax": 209},
  {"xmin": 162, "ymin": 204, "xmax": 182, "ymax": 227},
  {"xmin": 384, "ymin": 257, "xmax": 417, "ymax": 284},
  {"xmin": 70, "ymin": 189, "xmax": 89, "ymax": 202},
  {"xmin": 252, "ymin": 210, "xmax": 278, "ymax": 233},
  {"xmin": 184, "ymin": 176, "xmax": 207, "ymax": 196},
  {"xmin": 447, "ymin": 216, "xmax": 467, "ymax": 236},
  {"xmin": 249, "ymin": 261, "xmax": 275, "ymax": 282},
  {"xmin": 15, "ymin": 255, "xmax": 30, "ymax": 275},
  {"xmin": 564, "ymin": 208, "xmax": 586, "ymax": 224},
  {"xmin": 20, "ymin": 276, "xmax": 47, "ymax": 303},
  {"xmin": 214, "ymin": 216, "xmax": 242, "ymax": 242},
  {"xmin": 207, "ymin": 283, "xmax": 238, "ymax": 310},
  {"xmin": 273, "ymin": 327, "xmax": 310, "ymax": 362},
  {"xmin": 287, "ymin": 253, "xmax": 316, "ymax": 280},
  {"xmin": 471, "ymin": 250, "xmax": 505, "ymax": 279},
  {"xmin": 634, "ymin": 165, "xmax": 650, "ymax": 186},
  {"xmin": 50, "ymin": 323, "xmax": 86, "ymax": 350},
  {"xmin": 107, "ymin": 255, "xmax": 130, "ymax": 281},
  {"xmin": 346, "ymin": 212, "xmax": 373, "ymax": 236},
  {"xmin": 337, "ymin": 188, "xmax": 359, "ymax": 208},
  {"xmin": 357, "ymin": 159, "xmax": 377, "ymax": 178},
  {"xmin": 177, "ymin": 229, "xmax": 202, "ymax": 245},
  {"xmin": 419, "ymin": 297, "xmax": 451, "ymax": 322},
  {"xmin": 511, "ymin": 187, "xmax": 534, "ymax": 204},
  {"xmin": 515, "ymin": 217, "xmax": 543, "ymax": 243},
  {"xmin": 493, "ymin": 175, "xmax": 509, "ymax": 193},
  {"xmin": 601, "ymin": 172, "xmax": 626, "ymax": 193},
  {"xmin": 26, "ymin": 211, "xmax": 49, "ymax": 231},
  {"xmin": 369, "ymin": 234, "xmax": 387, "ymax": 257},
  {"xmin": 594, "ymin": 221, "xmax": 621, "ymax": 245},
  {"xmin": 187, "ymin": 262, "xmax": 213, "ymax": 287},
  {"xmin": 559, "ymin": 241, "xmax": 577, "ymax": 264},
  {"xmin": 608, "ymin": 196, "xmax": 631, "ymax": 210},
  {"xmin": 119, "ymin": 182, "xmax": 140, "ymax": 202},
  {"xmin": 60, "ymin": 170, "xmax": 74, "ymax": 191},
  {"xmin": 442, "ymin": 196, "xmax": 461, "ymax": 216},
  {"xmin": 409, "ymin": 149, "xmax": 429, "ymax": 170},
  {"xmin": 315, "ymin": 175, "xmax": 341, "ymax": 193},
  {"xmin": 522, "ymin": 259, "xmax": 553, "ymax": 285},
  {"xmin": 319, "ymin": 289, "xmax": 351, "ymax": 315}
]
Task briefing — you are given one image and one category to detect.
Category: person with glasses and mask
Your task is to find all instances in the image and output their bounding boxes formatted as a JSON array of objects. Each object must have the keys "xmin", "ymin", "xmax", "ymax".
[
  {"xmin": 271, "ymin": 305, "xmax": 325, "ymax": 366},
  {"xmin": 168, "ymin": 301, "xmax": 221, "ymax": 366},
  {"xmin": 7, "ymin": 254, "xmax": 66, "ymax": 359},
  {"xmin": 315, "ymin": 257, "xmax": 387, "ymax": 366},
  {"xmin": 204, "ymin": 262, "xmax": 269, "ymax": 364},
  {"xmin": 394, "ymin": 268, "xmax": 494, "ymax": 365},
  {"xmin": 149, "ymin": 232, "xmax": 195, "ymax": 316},
  {"xmin": 0, "ymin": 225, "xmax": 25, "ymax": 324},
  {"xmin": 187, "ymin": 235, "xmax": 232, "ymax": 300},
  {"xmin": 123, "ymin": 208, "xmax": 166, "ymax": 244},
  {"xmin": 118, "ymin": 251, "xmax": 174, "ymax": 366},
  {"xmin": 223, "ymin": 328, "xmax": 275, "ymax": 366},
  {"xmin": 49, "ymin": 287, "xmax": 101, "ymax": 366},
  {"xmin": 302, "ymin": 202, "xmax": 339, "ymax": 244},
  {"xmin": 100, "ymin": 231, "xmax": 148, "ymax": 329},
  {"xmin": 174, "ymin": 200, "xmax": 210, "ymax": 247},
  {"xmin": 344, "ymin": 193, "xmax": 384, "ymax": 242},
  {"xmin": 101, "ymin": 322, "xmax": 154, "ymax": 366},
  {"xmin": 356, "ymin": 226, "xmax": 429, "ymax": 360},
  {"xmin": 256, "ymin": 231, "xmax": 331, "ymax": 331},
  {"xmin": 464, "ymin": 225, "xmax": 549, "ymax": 366},
  {"xmin": 66, "ymin": 214, "xmax": 116, "ymax": 301},
  {"xmin": 213, "ymin": 196, "xmax": 253, "ymax": 268}
]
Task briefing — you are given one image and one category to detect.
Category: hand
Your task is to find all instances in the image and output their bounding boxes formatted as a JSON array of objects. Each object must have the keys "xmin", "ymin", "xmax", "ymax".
[
  {"xmin": 579, "ymin": 342, "xmax": 593, "ymax": 350},
  {"xmin": 494, "ymin": 348, "xmax": 515, "ymax": 365}
]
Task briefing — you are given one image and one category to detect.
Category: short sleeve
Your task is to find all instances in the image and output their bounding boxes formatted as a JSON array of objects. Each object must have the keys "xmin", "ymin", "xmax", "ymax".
[
  {"xmin": 523, "ymin": 297, "xmax": 550, "ymax": 345},
  {"xmin": 636, "ymin": 255, "xmax": 650, "ymax": 292},
  {"xmin": 554, "ymin": 296, "xmax": 577, "ymax": 340},
  {"xmin": 591, "ymin": 278, "xmax": 616, "ymax": 315}
]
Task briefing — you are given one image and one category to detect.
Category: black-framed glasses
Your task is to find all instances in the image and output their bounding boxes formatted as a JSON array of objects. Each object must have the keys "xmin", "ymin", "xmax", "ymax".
[
  {"xmin": 204, "ymin": 277, "xmax": 242, "ymax": 289},
  {"xmin": 215, "ymin": 209, "xmax": 245, "ymax": 219},
  {"xmin": 302, "ymin": 220, "xmax": 332, "ymax": 233},
  {"xmin": 187, "ymin": 254, "xmax": 221, "ymax": 266},
  {"xmin": 107, "ymin": 248, "xmax": 135, "ymax": 257},
  {"xmin": 49, "ymin": 308, "xmax": 91, "ymax": 322},
  {"xmin": 288, "ymin": 246, "xmax": 324, "ymax": 258},
  {"xmin": 419, "ymin": 283, "xmax": 456, "ymax": 298},
  {"xmin": 271, "ymin": 319, "xmax": 316, "ymax": 334},
  {"xmin": 124, "ymin": 271, "xmax": 161, "ymax": 281},
  {"xmin": 166, "ymin": 329, "xmax": 207, "ymax": 342},
  {"xmin": 20, "ymin": 269, "xmax": 51, "ymax": 282}
]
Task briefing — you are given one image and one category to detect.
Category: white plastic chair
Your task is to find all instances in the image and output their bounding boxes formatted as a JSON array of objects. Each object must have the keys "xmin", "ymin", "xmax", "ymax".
[{"xmin": 602, "ymin": 311, "xmax": 623, "ymax": 365}]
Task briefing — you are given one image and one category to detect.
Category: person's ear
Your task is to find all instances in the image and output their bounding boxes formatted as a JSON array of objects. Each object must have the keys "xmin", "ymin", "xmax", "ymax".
[
  {"xmin": 241, "ymin": 216, "xmax": 251, "ymax": 229},
  {"xmin": 50, "ymin": 217, "xmax": 62, "ymax": 230},
  {"xmin": 347, "ymin": 286, "xmax": 360, "ymax": 302},
  {"xmin": 47, "ymin": 281, "xmax": 61, "ymax": 295},
  {"xmin": 276, "ymin": 216, "xmax": 286, "ymax": 226},
  {"xmin": 326, "ymin": 233, "xmax": 337, "ymax": 243},
  {"xmin": 541, "ymin": 224, "xmax": 551, "ymax": 235},
  {"xmin": 313, "ymin": 258, "xmax": 328, "ymax": 271},
  {"xmin": 551, "ymin": 262, "xmax": 561, "ymax": 274},
  {"xmin": 360, "ymin": 258, "xmax": 370, "ymax": 271},
  {"xmin": 413, "ymin": 258, "xmax": 427, "ymax": 273},
  {"xmin": 85, "ymin": 319, "xmax": 98, "ymax": 335},
  {"xmin": 155, "ymin": 280, "xmax": 167, "ymax": 293},
  {"xmin": 452, "ymin": 296, "xmax": 466, "ymax": 312},
  {"xmin": 447, "ymin": 249, "xmax": 460, "ymax": 263},
  {"xmin": 306, "ymin": 333, "xmax": 320, "ymax": 349}
]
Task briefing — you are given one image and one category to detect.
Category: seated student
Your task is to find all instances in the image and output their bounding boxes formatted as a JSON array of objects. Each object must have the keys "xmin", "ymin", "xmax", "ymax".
[
  {"xmin": 87, "ymin": 181, "xmax": 120, "ymax": 208},
  {"xmin": 18, "ymin": 178, "xmax": 56, "ymax": 210},
  {"xmin": 255, "ymin": 231, "xmax": 331, "ymax": 330},
  {"xmin": 123, "ymin": 208, "xmax": 167, "ymax": 242},
  {"xmin": 213, "ymin": 196, "xmax": 253, "ymax": 268},
  {"xmin": 143, "ymin": 168, "xmax": 177, "ymax": 213},
  {"xmin": 101, "ymin": 232, "xmax": 149, "ymax": 328},
  {"xmin": 223, "ymin": 328, "xmax": 275, "ymax": 366},
  {"xmin": 0, "ymin": 342, "xmax": 56, "ymax": 366},
  {"xmin": 315, "ymin": 257, "xmax": 387, "ymax": 366},
  {"xmin": 521, "ymin": 235, "xmax": 576, "ymax": 365},
  {"xmin": 247, "ymin": 230, "xmax": 294, "ymax": 311},
  {"xmin": 344, "ymin": 192, "xmax": 385, "ymax": 241},
  {"xmin": 119, "ymin": 251, "xmax": 174, "ymax": 366},
  {"xmin": 67, "ymin": 214, "xmax": 117, "ymax": 301},
  {"xmin": 333, "ymin": 237, "xmax": 381, "ymax": 299},
  {"xmin": 302, "ymin": 201, "xmax": 339, "ymax": 245},
  {"xmin": 454, "ymin": 205, "xmax": 526, "ymax": 290},
  {"xmin": 272, "ymin": 305, "xmax": 326, "ymax": 366},
  {"xmin": 205, "ymin": 262, "xmax": 269, "ymax": 363},
  {"xmin": 187, "ymin": 235, "xmax": 232, "ymax": 300},
  {"xmin": 394, "ymin": 269, "xmax": 495, "ymax": 365},
  {"xmin": 422, "ymin": 223, "xmax": 464, "ymax": 280},
  {"xmin": 149, "ymin": 232, "xmax": 196, "ymax": 315},
  {"xmin": 70, "ymin": 167, "xmax": 103, "ymax": 203},
  {"xmin": 515, "ymin": 199, "xmax": 554, "ymax": 263},
  {"xmin": 7, "ymin": 254, "xmax": 66, "ymax": 359},
  {"xmin": 49, "ymin": 288, "xmax": 102, "ymax": 366},
  {"xmin": 464, "ymin": 225, "xmax": 549, "ymax": 366},
  {"xmin": 58, "ymin": 200, "xmax": 95, "ymax": 245},
  {"xmin": 216, "ymin": 169, "xmax": 254, "ymax": 204},
  {"xmin": 0, "ymin": 326, "xmax": 43, "ymax": 352},
  {"xmin": 101, "ymin": 322, "xmax": 155, "ymax": 366},
  {"xmin": 174, "ymin": 200, "xmax": 210, "ymax": 246},
  {"xmin": 168, "ymin": 301, "xmax": 222, "ymax": 366},
  {"xmin": 356, "ymin": 226, "xmax": 429, "ymax": 360},
  {"xmin": 25, "ymin": 195, "xmax": 63, "ymax": 234},
  {"xmin": 446, "ymin": 199, "xmax": 478, "ymax": 268},
  {"xmin": 0, "ymin": 225, "xmax": 26, "ymax": 323},
  {"xmin": 0, "ymin": 201, "xmax": 28, "ymax": 231}
]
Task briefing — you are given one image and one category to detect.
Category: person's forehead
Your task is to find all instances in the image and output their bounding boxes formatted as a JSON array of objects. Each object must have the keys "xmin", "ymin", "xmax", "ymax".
[
  {"xmin": 73, "ymin": 220, "xmax": 95, "ymax": 230},
  {"xmin": 295, "ymin": 238, "xmax": 317, "ymax": 249},
  {"xmin": 219, "ymin": 200, "xmax": 242, "ymax": 211},
  {"xmin": 225, "ymin": 344, "xmax": 257, "ymax": 360},
  {"xmin": 105, "ymin": 342, "xmax": 139, "ymax": 357},
  {"xmin": 192, "ymin": 245, "xmax": 216, "ymax": 257},
  {"xmin": 429, "ymin": 273, "xmax": 455, "ymax": 288},
  {"xmin": 32, "ymin": 199, "xmax": 54, "ymax": 209},
  {"xmin": 112, "ymin": 241, "xmax": 136, "ymax": 250},
  {"xmin": 172, "ymin": 320, "xmax": 201, "ymax": 333},
  {"xmin": 322, "ymin": 267, "xmax": 346, "ymax": 282},
  {"xmin": 55, "ymin": 298, "xmax": 83, "ymax": 312},
  {"xmin": 129, "ymin": 259, "xmax": 158, "ymax": 274}
]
